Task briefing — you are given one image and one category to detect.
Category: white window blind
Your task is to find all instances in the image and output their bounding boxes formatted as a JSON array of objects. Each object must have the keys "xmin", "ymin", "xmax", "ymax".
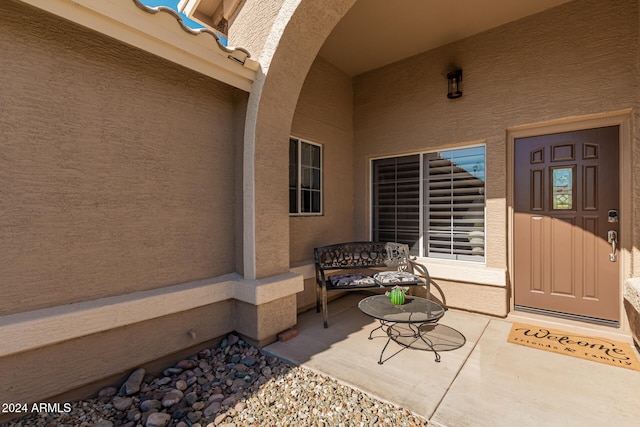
[
  {"xmin": 424, "ymin": 147, "xmax": 485, "ymax": 261},
  {"xmin": 372, "ymin": 155, "xmax": 420, "ymax": 255}
]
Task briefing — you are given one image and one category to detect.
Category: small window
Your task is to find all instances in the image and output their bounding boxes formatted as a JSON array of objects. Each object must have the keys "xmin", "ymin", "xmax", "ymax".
[{"xmin": 289, "ymin": 137, "xmax": 322, "ymax": 215}]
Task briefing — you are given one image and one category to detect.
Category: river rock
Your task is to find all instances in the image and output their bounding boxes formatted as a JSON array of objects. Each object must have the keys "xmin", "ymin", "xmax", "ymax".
[
  {"xmin": 98, "ymin": 386, "xmax": 118, "ymax": 398},
  {"xmin": 239, "ymin": 356, "xmax": 256, "ymax": 366},
  {"xmin": 163, "ymin": 367, "xmax": 183, "ymax": 376},
  {"xmin": 4, "ymin": 332, "xmax": 430, "ymax": 427},
  {"xmin": 140, "ymin": 399, "xmax": 162, "ymax": 412},
  {"xmin": 162, "ymin": 390, "xmax": 184, "ymax": 408},
  {"xmin": 120, "ymin": 368, "xmax": 146, "ymax": 396},
  {"xmin": 146, "ymin": 412, "xmax": 171, "ymax": 427},
  {"xmin": 176, "ymin": 359, "xmax": 198, "ymax": 369},
  {"xmin": 127, "ymin": 408, "xmax": 142, "ymax": 422},
  {"xmin": 204, "ymin": 401, "xmax": 221, "ymax": 417},
  {"xmin": 184, "ymin": 391, "xmax": 198, "ymax": 405},
  {"xmin": 221, "ymin": 396, "xmax": 237, "ymax": 407},
  {"xmin": 209, "ymin": 393, "xmax": 224, "ymax": 403},
  {"xmin": 227, "ymin": 334, "xmax": 239, "ymax": 346},
  {"xmin": 157, "ymin": 377, "xmax": 172, "ymax": 386},
  {"xmin": 112, "ymin": 396, "xmax": 132, "ymax": 411}
]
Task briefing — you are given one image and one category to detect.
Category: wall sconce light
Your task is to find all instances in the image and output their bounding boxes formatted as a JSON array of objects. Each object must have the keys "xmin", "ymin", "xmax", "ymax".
[{"xmin": 447, "ymin": 69, "xmax": 463, "ymax": 99}]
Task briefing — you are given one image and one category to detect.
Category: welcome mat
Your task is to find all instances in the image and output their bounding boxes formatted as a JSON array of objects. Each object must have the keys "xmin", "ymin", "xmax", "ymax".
[{"xmin": 508, "ymin": 322, "xmax": 640, "ymax": 371}]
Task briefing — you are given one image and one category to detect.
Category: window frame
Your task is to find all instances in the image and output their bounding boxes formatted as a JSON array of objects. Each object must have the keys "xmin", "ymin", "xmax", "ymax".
[
  {"xmin": 289, "ymin": 136, "xmax": 323, "ymax": 216},
  {"xmin": 370, "ymin": 144, "xmax": 486, "ymax": 263}
]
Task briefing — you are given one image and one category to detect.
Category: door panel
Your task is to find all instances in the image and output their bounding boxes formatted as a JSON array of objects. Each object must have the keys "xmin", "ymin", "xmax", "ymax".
[{"xmin": 514, "ymin": 126, "xmax": 619, "ymax": 322}]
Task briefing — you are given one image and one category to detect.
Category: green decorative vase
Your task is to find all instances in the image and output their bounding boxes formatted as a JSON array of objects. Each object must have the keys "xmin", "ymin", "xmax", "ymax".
[{"xmin": 387, "ymin": 286, "xmax": 406, "ymax": 305}]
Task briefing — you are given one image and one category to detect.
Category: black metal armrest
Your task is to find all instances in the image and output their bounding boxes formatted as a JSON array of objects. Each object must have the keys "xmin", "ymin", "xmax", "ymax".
[{"xmin": 408, "ymin": 258, "xmax": 432, "ymax": 299}]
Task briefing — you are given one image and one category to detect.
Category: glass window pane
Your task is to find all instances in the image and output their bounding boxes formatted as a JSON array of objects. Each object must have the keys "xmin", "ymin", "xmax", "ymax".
[
  {"xmin": 311, "ymin": 191, "xmax": 321, "ymax": 213},
  {"xmin": 290, "ymin": 138, "xmax": 322, "ymax": 215},
  {"xmin": 289, "ymin": 139, "xmax": 298, "ymax": 188},
  {"xmin": 311, "ymin": 144, "xmax": 321, "ymax": 167},
  {"xmin": 301, "ymin": 143, "xmax": 311, "ymax": 165},
  {"xmin": 552, "ymin": 167, "xmax": 573, "ymax": 210},
  {"xmin": 372, "ymin": 155, "xmax": 420, "ymax": 249},
  {"xmin": 301, "ymin": 190, "xmax": 311, "ymax": 212},
  {"xmin": 423, "ymin": 146, "xmax": 485, "ymax": 262},
  {"xmin": 289, "ymin": 188, "xmax": 297, "ymax": 214},
  {"xmin": 289, "ymin": 138, "xmax": 298, "ymax": 214},
  {"xmin": 289, "ymin": 167, "xmax": 297, "ymax": 188},
  {"xmin": 301, "ymin": 166, "xmax": 321, "ymax": 190},
  {"xmin": 301, "ymin": 166, "xmax": 310, "ymax": 189}
]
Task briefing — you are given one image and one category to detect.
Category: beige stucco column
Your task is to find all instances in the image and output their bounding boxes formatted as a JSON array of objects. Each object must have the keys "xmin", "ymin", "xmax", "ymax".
[
  {"xmin": 235, "ymin": 0, "xmax": 357, "ymax": 280},
  {"xmin": 226, "ymin": 0, "xmax": 357, "ymax": 344}
]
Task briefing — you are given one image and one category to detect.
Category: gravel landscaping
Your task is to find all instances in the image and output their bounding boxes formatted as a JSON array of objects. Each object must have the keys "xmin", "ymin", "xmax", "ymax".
[{"xmin": 3, "ymin": 334, "xmax": 428, "ymax": 427}]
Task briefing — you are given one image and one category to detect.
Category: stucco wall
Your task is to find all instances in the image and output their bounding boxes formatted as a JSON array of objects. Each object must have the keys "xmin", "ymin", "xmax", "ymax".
[
  {"xmin": 633, "ymin": 0, "xmax": 640, "ymax": 277},
  {"xmin": 352, "ymin": 0, "xmax": 639, "ymax": 275},
  {"xmin": 0, "ymin": 300, "xmax": 234, "ymax": 409},
  {"xmin": 0, "ymin": 0, "xmax": 244, "ymax": 315},
  {"xmin": 227, "ymin": 0, "xmax": 286, "ymax": 60},
  {"xmin": 289, "ymin": 56, "xmax": 354, "ymax": 310},
  {"xmin": 290, "ymin": 56, "xmax": 355, "ymax": 264}
]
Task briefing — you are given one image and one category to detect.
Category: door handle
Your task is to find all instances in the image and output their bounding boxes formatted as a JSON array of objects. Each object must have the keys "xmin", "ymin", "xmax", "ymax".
[{"xmin": 607, "ymin": 230, "xmax": 617, "ymax": 262}]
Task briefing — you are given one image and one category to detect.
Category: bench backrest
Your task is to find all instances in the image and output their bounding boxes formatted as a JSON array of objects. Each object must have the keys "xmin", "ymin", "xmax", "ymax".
[{"xmin": 314, "ymin": 241, "xmax": 410, "ymax": 270}]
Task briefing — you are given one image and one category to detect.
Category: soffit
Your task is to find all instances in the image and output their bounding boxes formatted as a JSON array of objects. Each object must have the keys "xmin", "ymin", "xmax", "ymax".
[
  {"xmin": 319, "ymin": 0, "xmax": 572, "ymax": 76},
  {"xmin": 178, "ymin": 0, "xmax": 243, "ymax": 31}
]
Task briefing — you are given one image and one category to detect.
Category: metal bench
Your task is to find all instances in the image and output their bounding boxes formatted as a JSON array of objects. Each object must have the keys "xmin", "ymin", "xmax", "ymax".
[{"xmin": 314, "ymin": 241, "xmax": 431, "ymax": 328}]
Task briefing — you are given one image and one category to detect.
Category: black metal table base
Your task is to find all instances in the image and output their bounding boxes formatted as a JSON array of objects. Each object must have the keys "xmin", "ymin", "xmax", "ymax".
[
  {"xmin": 358, "ymin": 295, "xmax": 460, "ymax": 365},
  {"xmin": 368, "ymin": 320, "xmax": 441, "ymax": 364},
  {"xmin": 369, "ymin": 320, "xmax": 467, "ymax": 365}
]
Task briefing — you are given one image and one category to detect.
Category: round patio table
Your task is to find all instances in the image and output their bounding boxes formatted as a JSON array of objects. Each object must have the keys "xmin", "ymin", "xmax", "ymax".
[{"xmin": 358, "ymin": 294, "xmax": 446, "ymax": 364}]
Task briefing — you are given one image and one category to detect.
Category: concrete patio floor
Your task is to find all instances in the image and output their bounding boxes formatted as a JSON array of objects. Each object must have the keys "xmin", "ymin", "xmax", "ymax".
[{"xmin": 264, "ymin": 293, "xmax": 640, "ymax": 426}]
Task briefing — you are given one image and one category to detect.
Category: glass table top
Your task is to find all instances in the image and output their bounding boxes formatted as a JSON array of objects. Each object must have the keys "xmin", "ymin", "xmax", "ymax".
[{"xmin": 358, "ymin": 295, "xmax": 445, "ymax": 323}]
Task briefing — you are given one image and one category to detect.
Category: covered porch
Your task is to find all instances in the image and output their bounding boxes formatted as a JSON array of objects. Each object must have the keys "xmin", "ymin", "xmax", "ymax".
[
  {"xmin": 265, "ymin": 293, "xmax": 640, "ymax": 426},
  {"xmin": 2, "ymin": 0, "xmax": 640, "ymax": 411}
]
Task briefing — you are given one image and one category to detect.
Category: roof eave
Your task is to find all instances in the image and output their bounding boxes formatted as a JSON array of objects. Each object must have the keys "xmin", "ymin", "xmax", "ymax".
[{"xmin": 18, "ymin": 0, "xmax": 258, "ymax": 91}]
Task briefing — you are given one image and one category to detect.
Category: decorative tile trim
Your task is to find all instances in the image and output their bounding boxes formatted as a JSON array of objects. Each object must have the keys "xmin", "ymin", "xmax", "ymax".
[
  {"xmin": 16, "ymin": 0, "xmax": 258, "ymax": 90},
  {"xmin": 132, "ymin": 0, "xmax": 251, "ymax": 64}
]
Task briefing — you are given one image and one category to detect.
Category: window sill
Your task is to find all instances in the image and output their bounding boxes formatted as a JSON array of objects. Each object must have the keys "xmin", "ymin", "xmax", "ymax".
[{"xmin": 415, "ymin": 258, "xmax": 507, "ymax": 287}]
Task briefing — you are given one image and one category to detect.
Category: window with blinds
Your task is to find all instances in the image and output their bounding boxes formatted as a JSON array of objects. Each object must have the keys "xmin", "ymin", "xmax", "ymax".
[
  {"xmin": 372, "ymin": 155, "xmax": 420, "ymax": 255},
  {"xmin": 371, "ymin": 146, "xmax": 485, "ymax": 262},
  {"xmin": 424, "ymin": 147, "xmax": 485, "ymax": 261}
]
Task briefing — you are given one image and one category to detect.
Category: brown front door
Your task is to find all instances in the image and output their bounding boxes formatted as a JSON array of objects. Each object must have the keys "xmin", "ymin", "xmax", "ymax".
[{"xmin": 514, "ymin": 126, "xmax": 619, "ymax": 323}]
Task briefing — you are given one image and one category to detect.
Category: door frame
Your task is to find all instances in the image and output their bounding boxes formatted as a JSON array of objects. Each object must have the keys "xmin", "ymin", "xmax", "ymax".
[{"xmin": 507, "ymin": 109, "xmax": 633, "ymax": 330}]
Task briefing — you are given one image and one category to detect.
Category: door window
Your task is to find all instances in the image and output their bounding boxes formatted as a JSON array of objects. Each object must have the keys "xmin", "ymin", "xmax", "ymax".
[{"xmin": 551, "ymin": 167, "xmax": 574, "ymax": 210}]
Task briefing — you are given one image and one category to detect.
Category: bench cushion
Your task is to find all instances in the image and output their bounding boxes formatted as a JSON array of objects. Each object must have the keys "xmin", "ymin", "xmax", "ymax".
[
  {"xmin": 327, "ymin": 273, "xmax": 377, "ymax": 288},
  {"xmin": 373, "ymin": 271, "xmax": 423, "ymax": 285}
]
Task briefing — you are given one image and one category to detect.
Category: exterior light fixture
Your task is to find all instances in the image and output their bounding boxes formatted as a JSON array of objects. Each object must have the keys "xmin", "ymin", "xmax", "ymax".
[{"xmin": 447, "ymin": 69, "xmax": 463, "ymax": 99}]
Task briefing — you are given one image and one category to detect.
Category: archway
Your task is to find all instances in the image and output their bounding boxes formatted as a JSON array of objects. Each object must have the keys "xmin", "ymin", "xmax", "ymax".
[{"xmin": 240, "ymin": 0, "xmax": 357, "ymax": 280}]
